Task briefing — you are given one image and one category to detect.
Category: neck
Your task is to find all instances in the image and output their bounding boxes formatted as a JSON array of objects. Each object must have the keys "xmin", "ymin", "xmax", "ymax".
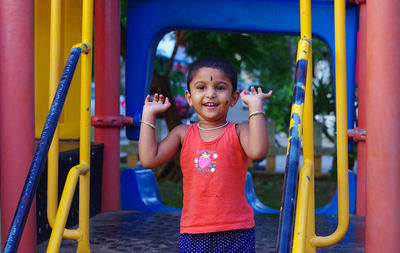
[{"xmin": 197, "ymin": 121, "xmax": 229, "ymax": 131}]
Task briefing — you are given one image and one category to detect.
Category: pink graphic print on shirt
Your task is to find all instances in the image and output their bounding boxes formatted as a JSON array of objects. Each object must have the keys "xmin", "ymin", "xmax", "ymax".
[{"xmin": 194, "ymin": 151, "xmax": 218, "ymax": 172}]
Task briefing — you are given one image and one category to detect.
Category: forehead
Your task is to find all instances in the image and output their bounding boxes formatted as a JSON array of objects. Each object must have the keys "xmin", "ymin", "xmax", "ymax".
[{"xmin": 191, "ymin": 67, "xmax": 230, "ymax": 82}]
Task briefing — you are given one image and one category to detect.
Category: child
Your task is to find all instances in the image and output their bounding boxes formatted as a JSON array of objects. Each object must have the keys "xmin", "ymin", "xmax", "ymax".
[{"xmin": 139, "ymin": 57, "xmax": 272, "ymax": 252}]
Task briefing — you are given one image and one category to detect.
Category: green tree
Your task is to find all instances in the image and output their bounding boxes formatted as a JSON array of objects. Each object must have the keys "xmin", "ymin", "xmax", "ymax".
[{"xmin": 183, "ymin": 32, "xmax": 298, "ymax": 130}]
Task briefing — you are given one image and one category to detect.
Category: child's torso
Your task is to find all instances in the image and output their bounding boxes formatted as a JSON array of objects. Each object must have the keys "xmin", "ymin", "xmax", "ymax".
[{"xmin": 179, "ymin": 123, "xmax": 254, "ymax": 234}]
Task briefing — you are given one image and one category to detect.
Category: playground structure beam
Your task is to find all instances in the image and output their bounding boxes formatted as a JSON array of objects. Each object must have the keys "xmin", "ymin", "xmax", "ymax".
[
  {"xmin": 366, "ymin": 0, "xmax": 400, "ymax": 251},
  {"xmin": 356, "ymin": 1, "xmax": 367, "ymax": 216},
  {"xmin": 0, "ymin": 0, "xmax": 36, "ymax": 252},
  {"xmin": 94, "ymin": 0, "xmax": 121, "ymax": 211}
]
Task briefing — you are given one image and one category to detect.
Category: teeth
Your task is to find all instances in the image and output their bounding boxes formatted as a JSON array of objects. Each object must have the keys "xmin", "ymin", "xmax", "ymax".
[{"xmin": 204, "ymin": 103, "xmax": 217, "ymax": 106}]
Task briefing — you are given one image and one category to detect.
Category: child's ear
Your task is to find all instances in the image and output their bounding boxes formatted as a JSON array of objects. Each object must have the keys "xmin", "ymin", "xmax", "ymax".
[
  {"xmin": 185, "ymin": 90, "xmax": 193, "ymax": 106},
  {"xmin": 230, "ymin": 91, "xmax": 240, "ymax": 107}
]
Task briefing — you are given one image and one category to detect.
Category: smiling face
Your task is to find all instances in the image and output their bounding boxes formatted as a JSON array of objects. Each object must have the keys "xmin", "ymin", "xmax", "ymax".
[{"xmin": 185, "ymin": 67, "xmax": 240, "ymax": 126}]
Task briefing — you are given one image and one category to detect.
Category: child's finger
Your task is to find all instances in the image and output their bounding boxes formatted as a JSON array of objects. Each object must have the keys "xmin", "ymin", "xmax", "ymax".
[
  {"xmin": 250, "ymin": 86, "xmax": 256, "ymax": 95},
  {"xmin": 265, "ymin": 90, "xmax": 273, "ymax": 97},
  {"xmin": 154, "ymin": 93, "xmax": 159, "ymax": 102},
  {"xmin": 257, "ymin": 87, "xmax": 263, "ymax": 94},
  {"xmin": 145, "ymin": 95, "xmax": 150, "ymax": 102},
  {"xmin": 159, "ymin": 94, "xmax": 164, "ymax": 103},
  {"xmin": 165, "ymin": 97, "xmax": 171, "ymax": 106}
]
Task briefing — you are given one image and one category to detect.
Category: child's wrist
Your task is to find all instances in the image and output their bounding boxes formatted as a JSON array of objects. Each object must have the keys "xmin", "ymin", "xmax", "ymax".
[
  {"xmin": 248, "ymin": 110, "xmax": 265, "ymax": 120},
  {"xmin": 248, "ymin": 104, "xmax": 263, "ymax": 113},
  {"xmin": 140, "ymin": 120, "xmax": 156, "ymax": 129},
  {"xmin": 141, "ymin": 112, "xmax": 157, "ymax": 124}
]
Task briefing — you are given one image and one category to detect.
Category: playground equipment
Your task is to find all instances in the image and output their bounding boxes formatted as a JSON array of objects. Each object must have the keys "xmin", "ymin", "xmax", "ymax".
[{"xmin": 1, "ymin": 0, "xmax": 400, "ymax": 252}]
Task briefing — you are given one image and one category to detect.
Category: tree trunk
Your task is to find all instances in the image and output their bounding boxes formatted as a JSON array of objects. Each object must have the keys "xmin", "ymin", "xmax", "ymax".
[{"xmin": 149, "ymin": 71, "xmax": 183, "ymax": 181}]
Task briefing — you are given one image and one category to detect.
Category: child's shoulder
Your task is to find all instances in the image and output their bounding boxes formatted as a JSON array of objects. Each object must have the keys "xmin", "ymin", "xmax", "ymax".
[
  {"xmin": 172, "ymin": 123, "xmax": 190, "ymax": 133},
  {"xmin": 170, "ymin": 123, "xmax": 190, "ymax": 143},
  {"xmin": 235, "ymin": 121, "xmax": 249, "ymax": 135}
]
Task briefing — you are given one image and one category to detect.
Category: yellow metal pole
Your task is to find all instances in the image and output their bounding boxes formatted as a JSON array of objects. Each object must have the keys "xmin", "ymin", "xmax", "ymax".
[
  {"xmin": 46, "ymin": 165, "xmax": 87, "ymax": 253},
  {"xmin": 293, "ymin": 0, "xmax": 315, "ymax": 252},
  {"xmin": 76, "ymin": 0, "xmax": 93, "ymax": 251},
  {"xmin": 302, "ymin": 47, "xmax": 316, "ymax": 253},
  {"xmin": 47, "ymin": 0, "xmax": 61, "ymax": 230},
  {"xmin": 47, "ymin": 0, "xmax": 82, "ymax": 240},
  {"xmin": 293, "ymin": 160, "xmax": 313, "ymax": 252},
  {"xmin": 311, "ymin": 0, "xmax": 349, "ymax": 247}
]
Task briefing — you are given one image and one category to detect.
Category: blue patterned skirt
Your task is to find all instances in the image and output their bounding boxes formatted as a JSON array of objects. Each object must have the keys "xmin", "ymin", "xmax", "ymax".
[{"xmin": 179, "ymin": 228, "xmax": 255, "ymax": 253}]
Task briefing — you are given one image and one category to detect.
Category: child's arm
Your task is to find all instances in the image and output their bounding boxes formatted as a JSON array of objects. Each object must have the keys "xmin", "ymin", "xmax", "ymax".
[
  {"xmin": 237, "ymin": 87, "xmax": 273, "ymax": 160},
  {"xmin": 139, "ymin": 93, "xmax": 186, "ymax": 168}
]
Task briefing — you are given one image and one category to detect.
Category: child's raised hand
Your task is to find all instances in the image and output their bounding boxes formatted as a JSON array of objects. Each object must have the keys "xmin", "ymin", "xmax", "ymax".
[
  {"xmin": 240, "ymin": 87, "xmax": 273, "ymax": 108},
  {"xmin": 143, "ymin": 93, "xmax": 171, "ymax": 115}
]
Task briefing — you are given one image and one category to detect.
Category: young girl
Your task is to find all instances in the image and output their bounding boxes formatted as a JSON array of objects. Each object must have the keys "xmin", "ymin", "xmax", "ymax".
[{"xmin": 139, "ymin": 57, "xmax": 272, "ymax": 252}]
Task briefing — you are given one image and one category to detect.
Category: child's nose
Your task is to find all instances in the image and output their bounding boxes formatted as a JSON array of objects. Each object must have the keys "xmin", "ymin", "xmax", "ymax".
[{"xmin": 206, "ymin": 88, "xmax": 216, "ymax": 98}]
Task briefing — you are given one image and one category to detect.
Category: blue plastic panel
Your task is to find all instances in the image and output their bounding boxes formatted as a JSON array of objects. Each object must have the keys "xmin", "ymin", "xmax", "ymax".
[
  {"xmin": 125, "ymin": 0, "xmax": 358, "ymax": 140},
  {"xmin": 315, "ymin": 170, "xmax": 357, "ymax": 214},
  {"xmin": 245, "ymin": 172, "xmax": 280, "ymax": 214},
  {"xmin": 121, "ymin": 167, "xmax": 180, "ymax": 212}
]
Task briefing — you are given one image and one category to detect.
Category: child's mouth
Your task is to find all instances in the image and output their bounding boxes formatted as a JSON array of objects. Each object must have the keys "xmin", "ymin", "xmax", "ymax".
[{"xmin": 203, "ymin": 102, "xmax": 218, "ymax": 109}]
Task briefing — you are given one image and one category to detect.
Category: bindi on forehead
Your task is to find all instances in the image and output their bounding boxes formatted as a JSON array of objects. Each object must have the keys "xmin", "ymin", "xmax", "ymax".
[{"xmin": 210, "ymin": 75, "xmax": 213, "ymax": 81}]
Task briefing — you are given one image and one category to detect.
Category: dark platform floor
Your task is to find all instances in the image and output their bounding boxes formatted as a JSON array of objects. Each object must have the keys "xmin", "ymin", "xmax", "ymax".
[{"xmin": 38, "ymin": 211, "xmax": 365, "ymax": 252}]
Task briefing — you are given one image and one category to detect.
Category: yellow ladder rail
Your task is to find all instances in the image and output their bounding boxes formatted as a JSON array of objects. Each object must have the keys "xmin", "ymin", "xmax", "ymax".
[{"xmin": 46, "ymin": 0, "xmax": 93, "ymax": 252}]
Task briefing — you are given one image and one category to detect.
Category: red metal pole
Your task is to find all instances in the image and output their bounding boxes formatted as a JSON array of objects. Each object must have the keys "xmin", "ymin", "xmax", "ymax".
[
  {"xmin": 366, "ymin": 0, "xmax": 400, "ymax": 252},
  {"xmin": 0, "ymin": 1, "xmax": 36, "ymax": 252},
  {"xmin": 356, "ymin": 2, "xmax": 367, "ymax": 216},
  {"xmin": 94, "ymin": 0, "xmax": 121, "ymax": 211}
]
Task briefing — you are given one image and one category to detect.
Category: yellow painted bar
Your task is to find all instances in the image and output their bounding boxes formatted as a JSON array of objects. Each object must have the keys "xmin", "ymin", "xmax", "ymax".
[
  {"xmin": 296, "ymin": 39, "xmax": 310, "ymax": 62},
  {"xmin": 293, "ymin": 39, "xmax": 316, "ymax": 253},
  {"xmin": 76, "ymin": 0, "xmax": 93, "ymax": 251},
  {"xmin": 46, "ymin": 0, "xmax": 83, "ymax": 240},
  {"xmin": 311, "ymin": 0, "xmax": 349, "ymax": 247},
  {"xmin": 302, "ymin": 47, "xmax": 316, "ymax": 253},
  {"xmin": 47, "ymin": 0, "xmax": 62, "ymax": 232},
  {"xmin": 294, "ymin": 0, "xmax": 316, "ymax": 252},
  {"xmin": 293, "ymin": 160, "xmax": 314, "ymax": 252},
  {"xmin": 46, "ymin": 164, "xmax": 89, "ymax": 252}
]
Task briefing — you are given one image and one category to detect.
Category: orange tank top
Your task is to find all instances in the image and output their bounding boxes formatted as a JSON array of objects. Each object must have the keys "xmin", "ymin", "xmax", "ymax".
[{"xmin": 180, "ymin": 123, "xmax": 254, "ymax": 234}]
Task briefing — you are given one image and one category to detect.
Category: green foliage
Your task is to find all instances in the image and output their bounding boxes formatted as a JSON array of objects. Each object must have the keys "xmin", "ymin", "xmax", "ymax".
[
  {"xmin": 183, "ymin": 31, "xmax": 301, "ymax": 130},
  {"xmin": 120, "ymin": 0, "xmax": 127, "ymax": 28},
  {"xmin": 183, "ymin": 31, "xmax": 335, "ymax": 133},
  {"xmin": 313, "ymin": 79, "xmax": 335, "ymax": 116}
]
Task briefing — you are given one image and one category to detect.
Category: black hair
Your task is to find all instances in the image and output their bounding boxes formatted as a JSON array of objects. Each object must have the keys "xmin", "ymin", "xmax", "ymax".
[{"xmin": 186, "ymin": 57, "xmax": 237, "ymax": 93}]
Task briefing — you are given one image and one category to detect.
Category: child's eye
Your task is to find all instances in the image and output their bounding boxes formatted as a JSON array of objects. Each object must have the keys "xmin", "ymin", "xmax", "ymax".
[
  {"xmin": 197, "ymin": 86, "xmax": 205, "ymax": 90},
  {"xmin": 216, "ymin": 86, "xmax": 225, "ymax": 90}
]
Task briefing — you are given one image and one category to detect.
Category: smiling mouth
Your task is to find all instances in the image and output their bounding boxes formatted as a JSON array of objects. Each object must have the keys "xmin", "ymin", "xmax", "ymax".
[{"xmin": 203, "ymin": 103, "xmax": 218, "ymax": 108}]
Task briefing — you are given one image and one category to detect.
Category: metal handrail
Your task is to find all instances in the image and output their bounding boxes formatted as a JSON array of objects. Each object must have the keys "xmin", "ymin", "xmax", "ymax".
[
  {"xmin": 2, "ymin": 45, "xmax": 85, "ymax": 253},
  {"xmin": 276, "ymin": 37, "xmax": 311, "ymax": 253},
  {"xmin": 291, "ymin": 0, "xmax": 316, "ymax": 251},
  {"xmin": 311, "ymin": 0, "xmax": 349, "ymax": 246}
]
